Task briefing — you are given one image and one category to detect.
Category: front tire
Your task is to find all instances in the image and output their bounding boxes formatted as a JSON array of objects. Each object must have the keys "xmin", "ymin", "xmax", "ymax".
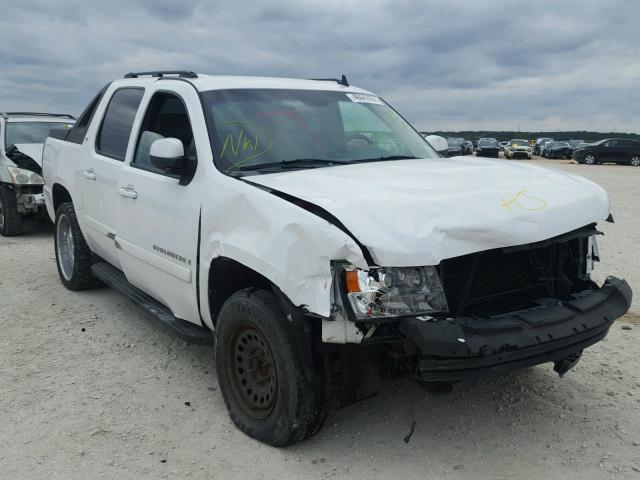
[
  {"xmin": 54, "ymin": 202, "xmax": 102, "ymax": 290},
  {"xmin": 0, "ymin": 185, "xmax": 23, "ymax": 236},
  {"xmin": 584, "ymin": 154, "xmax": 596, "ymax": 165},
  {"xmin": 215, "ymin": 289, "xmax": 325, "ymax": 447}
]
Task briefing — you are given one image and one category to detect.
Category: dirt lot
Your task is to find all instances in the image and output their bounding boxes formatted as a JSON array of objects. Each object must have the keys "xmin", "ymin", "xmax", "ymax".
[{"xmin": 1, "ymin": 158, "xmax": 639, "ymax": 480}]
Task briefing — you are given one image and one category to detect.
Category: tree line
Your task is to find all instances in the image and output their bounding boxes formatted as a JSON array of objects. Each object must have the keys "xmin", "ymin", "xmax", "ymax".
[{"xmin": 420, "ymin": 131, "xmax": 640, "ymax": 143}]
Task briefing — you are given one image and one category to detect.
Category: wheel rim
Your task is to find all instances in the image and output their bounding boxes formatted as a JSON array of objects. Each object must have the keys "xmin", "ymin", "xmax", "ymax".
[
  {"xmin": 229, "ymin": 326, "xmax": 277, "ymax": 419},
  {"xmin": 56, "ymin": 213, "xmax": 75, "ymax": 281},
  {"xmin": 0, "ymin": 193, "xmax": 4, "ymax": 231},
  {"xmin": 631, "ymin": 156, "xmax": 640, "ymax": 166},
  {"xmin": 585, "ymin": 155, "xmax": 595, "ymax": 164}
]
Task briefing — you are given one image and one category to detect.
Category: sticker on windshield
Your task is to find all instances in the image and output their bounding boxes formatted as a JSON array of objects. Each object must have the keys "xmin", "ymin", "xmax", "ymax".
[{"xmin": 346, "ymin": 93, "xmax": 384, "ymax": 105}]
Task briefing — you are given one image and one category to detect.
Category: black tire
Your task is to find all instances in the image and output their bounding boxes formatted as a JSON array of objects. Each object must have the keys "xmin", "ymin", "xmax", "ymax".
[
  {"xmin": 54, "ymin": 202, "xmax": 103, "ymax": 290},
  {"xmin": 215, "ymin": 289, "xmax": 326, "ymax": 447},
  {"xmin": 0, "ymin": 185, "xmax": 23, "ymax": 236},
  {"xmin": 630, "ymin": 155, "xmax": 640, "ymax": 167}
]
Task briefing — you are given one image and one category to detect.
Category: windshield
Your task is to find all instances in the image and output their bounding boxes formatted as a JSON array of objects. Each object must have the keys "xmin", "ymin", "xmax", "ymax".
[
  {"xmin": 510, "ymin": 139, "xmax": 528, "ymax": 146},
  {"xmin": 202, "ymin": 89, "xmax": 438, "ymax": 173},
  {"xmin": 5, "ymin": 121, "xmax": 73, "ymax": 147},
  {"xmin": 447, "ymin": 138, "xmax": 462, "ymax": 147},
  {"xmin": 478, "ymin": 138, "xmax": 497, "ymax": 146}
]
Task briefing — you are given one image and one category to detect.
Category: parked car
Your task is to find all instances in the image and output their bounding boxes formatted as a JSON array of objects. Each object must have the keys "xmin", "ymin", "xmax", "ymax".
[
  {"xmin": 498, "ymin": 141, "xmax": 509, "ymax": 152},
  {"xmin": 0, "ymin": 112, "xmax": 75, "ymax": 236},
  {"xmin": 43, "ymin": 71, "xmax": 631, "ymax": 446},
  {"xmin": 475, "ymin": 138, "xmax": 500, "ymax": 158},
  {"xmin": 574, "ymin": 138, "xmax": 640, "ymax": 166},
  {"xmin": 462, "ymin": 140, "xmax": 474, "ymax": 155},
  {"xmin": 534, "ymin": 137, "xmax": 553, "ymax": 155},
  {"xmin": 446, "ymin": 137, "xmax": 464, "ymax": 157},
  {"xmin": 504, "ymin": 139, "xmax": 532, "ymax": 159},
  {"xmin": 544, "ymin": 141, "xmax": 572, "ymax": 159},
  {"xmin": 424, "ymin": 135, "xmax": 448, "ymax": 155},
  {"xmin": 539, "ymin": 139, "xmax": 554, "ymax": 157},
  {"xmin": 567, "ymin": 140, "xmax": 585, "ymax": 155}
]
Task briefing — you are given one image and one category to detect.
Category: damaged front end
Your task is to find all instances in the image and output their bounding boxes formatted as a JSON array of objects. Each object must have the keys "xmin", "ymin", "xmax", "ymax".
[
  {"xmin": 3, "ymin": 145, "xmax": 46, "ymax": 215},
  {"xmin": 330, "ymin": 224, "xmax": 632, "ymax": 388}
]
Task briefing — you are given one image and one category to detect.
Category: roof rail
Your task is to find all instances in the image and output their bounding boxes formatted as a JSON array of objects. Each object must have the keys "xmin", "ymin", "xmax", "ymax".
[
  {"xmin": 124, "ymin": 70, "xmax": 198, "ymax": 79},
  {"xmin": 309, "ymin": 74, "xmax": 349, "ymax": 87},
  {"xmin": 0, "ymin": 112, "xmax": 75, "ymax": 120}
]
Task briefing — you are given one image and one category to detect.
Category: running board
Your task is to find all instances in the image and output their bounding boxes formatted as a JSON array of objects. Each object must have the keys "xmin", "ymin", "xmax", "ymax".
[{"xmin": 91, "ymin": 262, "xmax": 213, "ymax": 345}]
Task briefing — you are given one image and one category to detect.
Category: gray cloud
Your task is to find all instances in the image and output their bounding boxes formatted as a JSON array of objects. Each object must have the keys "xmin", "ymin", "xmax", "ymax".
[{"xmin": 1, "ymin": 0, "xmax": 638, "ymax": 132}]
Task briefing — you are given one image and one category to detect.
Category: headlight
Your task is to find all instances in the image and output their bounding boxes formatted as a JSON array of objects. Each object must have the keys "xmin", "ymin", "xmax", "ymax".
[
  {"xmin": 342, "ymin": 266, "xmax": 449, "ymax": 319},
  {"xmin": 7, "ymin": 166, "xmax": 43, "ymax": 185}
]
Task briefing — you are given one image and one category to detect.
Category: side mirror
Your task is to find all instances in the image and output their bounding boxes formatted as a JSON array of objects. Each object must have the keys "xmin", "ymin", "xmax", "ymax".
[
  {"xmin": 150, "ymin": 137, "xmax": 186, "ymax": 171},
  {"xmin": 425, "ymin": 135, "xmax": 449, "ymax": 155}
]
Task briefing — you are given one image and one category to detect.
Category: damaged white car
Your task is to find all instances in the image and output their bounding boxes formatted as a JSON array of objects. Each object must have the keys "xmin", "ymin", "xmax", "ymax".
[
  {"xmin": 42, "ymin": 71, "xmax": 632, "ymax": 446},
  {"xmin": 0, "ymin": 112, "xmax": 75, "ymax": 236}
]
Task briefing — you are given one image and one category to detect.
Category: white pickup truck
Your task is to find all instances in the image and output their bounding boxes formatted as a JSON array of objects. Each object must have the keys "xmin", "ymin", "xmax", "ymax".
[{"xmin": 43, "ymin": 71, "xmax": 632, "ymax": 446}]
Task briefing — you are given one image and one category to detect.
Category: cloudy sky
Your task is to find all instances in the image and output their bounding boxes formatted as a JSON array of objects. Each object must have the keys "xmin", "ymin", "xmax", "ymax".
[{"xmin": 1, "ymin": 0, "xmax": 639, "ymax": 132}]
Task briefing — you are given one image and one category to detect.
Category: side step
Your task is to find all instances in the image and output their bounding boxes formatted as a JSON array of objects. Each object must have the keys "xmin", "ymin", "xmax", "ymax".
[{"xmin": 91, "ymin": 262, "xmax": 213, "ymax": 345}]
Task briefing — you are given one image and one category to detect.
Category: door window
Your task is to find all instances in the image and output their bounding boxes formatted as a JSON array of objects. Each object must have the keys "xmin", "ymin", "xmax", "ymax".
[
  {"xmin": 96, "ymin": 88, "xmax": 144, "ymax": 161},
  {"xmin": 132, "ymin": 92, "xmax": 195, "ymax": 174}
]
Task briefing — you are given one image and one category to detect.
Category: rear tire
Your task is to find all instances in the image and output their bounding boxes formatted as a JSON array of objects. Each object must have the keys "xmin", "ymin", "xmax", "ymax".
[
  {"xmin": 630, "ymin": 155, "xmax": 640, "ymax": 166},
  {"xmin": 54, "ymin": 202, "xmax": 103, "ymax": 290},
  {"xmin": 215, "ymin": 289, "xmax": 326, "ymax": 447},
  {"xmin": 0, "ymin": 185, "xmax": 23, "ymax": 236}
]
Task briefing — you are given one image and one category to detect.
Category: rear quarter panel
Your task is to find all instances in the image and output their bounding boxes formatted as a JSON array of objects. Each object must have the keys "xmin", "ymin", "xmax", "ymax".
[{"xmin": 43, "ymin": 138, "xmax": 84, "ymax": 222}]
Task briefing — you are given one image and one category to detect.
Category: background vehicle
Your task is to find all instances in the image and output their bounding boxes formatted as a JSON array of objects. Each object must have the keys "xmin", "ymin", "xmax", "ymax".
[
  {"xmin": 425, "ymin": 134, "xmax": 448, "ymax": 155},
  {"xmin": 43, "ymin": 71, "xmax": 631, "ymax": 447},
  {"xmin": 462, "ymin": 140, "xmax": 474, "ymax": 155},
  {"xmin": 0, "ymin": 112, "xmax": 75, "ymax": 236},
  {"xmin": 534, "ymin": 137, "xmax": 553, "ymax": 155},
  {"xmin": 544, "ymin": 141, "xmax": 572, "ymax": 159},
  {"xmin": 504, "ymin": 139, "xmax": 532, "ymax": 159},
  {"xmin": 475, "ymin": 137, "xmax": 500, "ymax": 157},
  {"xmin": 498, "ymin": 141, "xmax": 508, "ymax": 152},
  {"xmin": 446, "ymin": 137, "xmax": 464, "ymax": 156},
  {"xmin": 539, "ymin": 139, "xmax": 554, "ymax": 157},
  {"xmin": 567, "ymin": 139, "xmax": 585, "ymax": 156},
  {"xmin": 574, "ymin": 138, "xmax": 640, "ymax": 166}
]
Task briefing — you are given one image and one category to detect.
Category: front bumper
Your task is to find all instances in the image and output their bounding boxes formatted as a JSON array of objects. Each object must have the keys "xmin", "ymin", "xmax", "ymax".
[
  {"xmin": 399, "ymin": 276, "xmax": 632, "ymax": 382},
  {"xmin": 508, "ymin": 150, "xmax": 532, "ymax": 158}
]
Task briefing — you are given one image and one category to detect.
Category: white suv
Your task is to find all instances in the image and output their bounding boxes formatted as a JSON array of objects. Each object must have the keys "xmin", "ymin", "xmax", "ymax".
[
  {"xmin": 42, "ymin": 71, "xmax": 631, "ymax": 446},
  {"xmin": 0, "ymin": 112, "xmax": 74, "ymax": 235}
]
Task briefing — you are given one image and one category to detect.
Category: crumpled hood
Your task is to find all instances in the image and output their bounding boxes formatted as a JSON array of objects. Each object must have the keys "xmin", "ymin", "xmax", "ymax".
[
  {"xmin": 11, "ymin": 144, "xmax": 43, "ymax": 166},
  {"xmin": 248, "ymin": 157, "xmax": 610, "ymax": 266}
]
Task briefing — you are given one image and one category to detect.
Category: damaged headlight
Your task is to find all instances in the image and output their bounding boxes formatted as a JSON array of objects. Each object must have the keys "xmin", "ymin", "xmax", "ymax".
[
  {"xmin": 7, "ymin": 166, "xmax": 43, "ymax": 185},
  {"xmin": 342, "ymin": 266, "xmax": 449, "ymax": 319}
]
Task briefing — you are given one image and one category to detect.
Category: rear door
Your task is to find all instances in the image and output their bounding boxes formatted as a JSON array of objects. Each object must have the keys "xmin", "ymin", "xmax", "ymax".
[
  {"xmin": 81, "ymin": 87, "xmax": 144, "ymax": 268},
  {"xmin": 115, "ymin": 83, "xmax": 205, "ymax": 324},
  {"xmin": 599, "ymin": 140, "xmax": 623, "ymax": 163}
]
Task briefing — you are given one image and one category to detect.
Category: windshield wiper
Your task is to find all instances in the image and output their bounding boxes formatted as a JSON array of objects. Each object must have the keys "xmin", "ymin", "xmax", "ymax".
[
  {"xmin": 229, "ymin": 159, "xmax": 350, "ymax": 172},
  {"xmin": 351, "ymin": 155, "xmax": 420, "ymax": 163}
]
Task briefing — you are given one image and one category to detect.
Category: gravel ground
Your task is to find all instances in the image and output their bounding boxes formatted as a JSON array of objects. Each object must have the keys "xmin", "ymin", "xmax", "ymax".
[{"xmin": 0, "ymin": 158, "xmax": 638, "ymax": 480}]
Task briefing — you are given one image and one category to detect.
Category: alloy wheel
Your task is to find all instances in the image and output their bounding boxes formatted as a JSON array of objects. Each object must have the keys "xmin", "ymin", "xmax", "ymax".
[
  {"xmin": 584, "ymin": 154, "xmax": 596, "ymax": 165},
  {"xmin": 56, "ymin": 213, "xmax": 75, "ymax": 281},
  {"xmin": 630, "ymin": 156, "xmax": 640, "ymax": 167}
]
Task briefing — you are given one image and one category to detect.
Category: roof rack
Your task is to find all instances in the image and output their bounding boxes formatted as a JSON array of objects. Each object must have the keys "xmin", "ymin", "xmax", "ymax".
[
  {"xmin": 310, "ymin": 74, "xmax": 349, "ymax": 87},
  {"xmin": 124, "ymin": 70, "xmax": 198, "ymax": 79},
  {"xmin": 0, "ymin": 112, "xmax": 75, "ymax": 120}
]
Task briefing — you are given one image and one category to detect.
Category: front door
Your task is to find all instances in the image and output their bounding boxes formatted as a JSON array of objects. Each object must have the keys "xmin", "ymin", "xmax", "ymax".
[
  {"xmin": 81, "ymin": 87, "xmax": 145, "ymax": 268},
  {"xmin": 115, "ymin": 86, "xmax": 203, "ymax": 324}
]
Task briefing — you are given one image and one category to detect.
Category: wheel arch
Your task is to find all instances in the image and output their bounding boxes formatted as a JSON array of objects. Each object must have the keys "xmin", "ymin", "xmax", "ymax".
[
  {"xmin": 207, "ymin": 256, "xmax": 298, "ymax": 328},
  {"xmin": 52, "ymin": 183, "xmax": 73, "ymax": 212}
]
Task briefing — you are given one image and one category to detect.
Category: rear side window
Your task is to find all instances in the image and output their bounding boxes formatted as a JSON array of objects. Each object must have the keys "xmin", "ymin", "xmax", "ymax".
[
  {"xmin": 96, "ymin": 88, "xmax": 144, "ymax": 160},
  {"xmin": 66, "ymin": 84, "xmax": 110, "ymax": 144}
]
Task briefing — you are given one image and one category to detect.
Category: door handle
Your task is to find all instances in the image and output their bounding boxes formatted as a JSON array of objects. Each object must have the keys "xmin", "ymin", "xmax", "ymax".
[
  {"xmin": 118, "ymin": 185, "xmax": 138, "ymax": 199},
  {"xmin": 83, "ymin": 169, "xmax": 97, "ymax": 180}
]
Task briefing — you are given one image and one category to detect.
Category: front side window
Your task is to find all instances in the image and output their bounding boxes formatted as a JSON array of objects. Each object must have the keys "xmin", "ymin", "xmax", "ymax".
[
  {"xmin": 202, "ymin": 89, "xmax": 437, "ymax": 173},
  {"xmin": 133, "ymin": 92, "xmax": 195, "ymax": 174},
  {"xmin": 5, "ymin": 122, "xmax": 73, "ymax": 147},
  {"xmin": 96, "ymin": 88, "xmax": 144, "ymax": 161}
]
